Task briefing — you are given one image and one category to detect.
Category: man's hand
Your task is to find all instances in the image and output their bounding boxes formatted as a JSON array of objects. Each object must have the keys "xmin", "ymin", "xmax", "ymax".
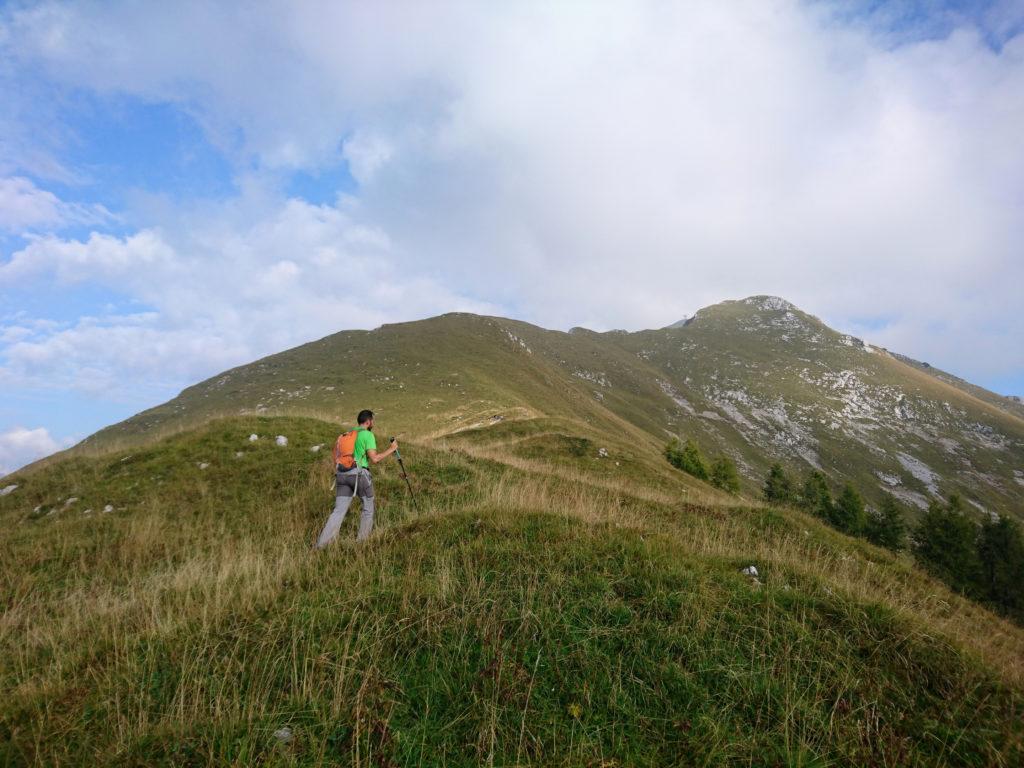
[{"xmin": 367, "ymin": 439, "xmax": 398, "ymax": 465}]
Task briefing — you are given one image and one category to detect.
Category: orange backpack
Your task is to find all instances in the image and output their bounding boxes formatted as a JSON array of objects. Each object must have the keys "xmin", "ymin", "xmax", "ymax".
[{"xmin": 333, "ymin": 430, "xmax": 359, "ymax": 470}]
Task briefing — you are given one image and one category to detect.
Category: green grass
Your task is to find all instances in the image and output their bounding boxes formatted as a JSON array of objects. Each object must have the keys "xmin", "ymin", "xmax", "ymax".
[
  {"xmin": 60, "ymin": 306, "xmax": 1024, "ymax": 524},
  {"xmin": 3, "ymin": 416, "xmax": 1023, "ymax": 765}
]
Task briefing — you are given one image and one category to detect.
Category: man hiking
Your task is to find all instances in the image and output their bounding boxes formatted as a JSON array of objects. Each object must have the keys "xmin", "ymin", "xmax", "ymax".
[{"xmin": 315, "ymin": 409, "xmax": 399, "ymax": 548}]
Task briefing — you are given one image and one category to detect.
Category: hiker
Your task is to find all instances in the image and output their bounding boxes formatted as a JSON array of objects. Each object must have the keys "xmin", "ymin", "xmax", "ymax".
[{"xmin": 315, "ymin": 409, "xmax": 399, "ymax": 548}]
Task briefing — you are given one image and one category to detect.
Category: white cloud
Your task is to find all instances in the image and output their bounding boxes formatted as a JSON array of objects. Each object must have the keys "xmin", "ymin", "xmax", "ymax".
[
  {"xmin": 0, "ymin": 425, "xmax": 69, "ymax": 477},
  {"xmin": 1, "ymin": 0, "xmax": 1022, "ymax": 393},
  {"xmin": 342, "ymin": 132, "xmax": 394, "ymax": 184},
  {"xmin": 0, "ymin": 176, "xmax": 113, "ymax": 232},
  {"xmin": 0, "ymin": 193, "xmax": 500, "ymax": 397}
]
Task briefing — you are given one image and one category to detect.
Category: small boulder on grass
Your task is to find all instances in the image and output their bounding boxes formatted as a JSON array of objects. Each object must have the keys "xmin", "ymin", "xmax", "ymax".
[
  {"xmin": 273, "ymin": 727, "xmax": 293, "ymax": 744},
  {"xmin": 249, "ymin": 434, "xmax": 259, "ymax": 442},
  {"xmin": 275, "ymin": 435, "xmax": 288, "ymax": 447}
]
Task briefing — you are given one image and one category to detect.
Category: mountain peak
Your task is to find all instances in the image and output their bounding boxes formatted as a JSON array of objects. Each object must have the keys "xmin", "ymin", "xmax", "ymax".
[{"xmin": 742, "ymin": 295, "xmax": 797, "ymax": 312}]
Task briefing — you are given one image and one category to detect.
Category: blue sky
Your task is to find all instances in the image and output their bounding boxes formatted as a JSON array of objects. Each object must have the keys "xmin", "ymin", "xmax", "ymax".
[{"xmin": 1, "ymin": 0, "xmax": 1023, "ymax": 475}]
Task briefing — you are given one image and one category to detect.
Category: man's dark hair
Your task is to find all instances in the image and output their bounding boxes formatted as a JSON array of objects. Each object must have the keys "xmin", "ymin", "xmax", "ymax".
[{"xmin": 357, "ymin": 409, "xmax": 374, "ymax": 425}]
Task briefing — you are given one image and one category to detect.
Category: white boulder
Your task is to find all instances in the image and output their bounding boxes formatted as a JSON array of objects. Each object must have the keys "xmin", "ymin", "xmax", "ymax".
[
  {"xmin": 0, "ymin": 484, "xmax": 17, "ymax": 496},
  {"xmin": 249, "ymin": 434, "xmax": 259, "ymax": 442},
  {"xmin": 275, "ymin": 435, "xmax": 288, "ymax": 447},
  {"xmin": 741, "ymin": 565, "xmax": 759, "ymax": 578}
]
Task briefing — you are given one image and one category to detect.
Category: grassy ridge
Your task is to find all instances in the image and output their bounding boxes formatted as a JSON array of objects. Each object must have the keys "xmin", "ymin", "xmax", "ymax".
[
  {"xmin": 2, "ymin": 416, "xmax": 1023, "ymax": 765},
  {"xmin": 62, "ymin": 306, "xmax": 1024, "ymax": 522}
]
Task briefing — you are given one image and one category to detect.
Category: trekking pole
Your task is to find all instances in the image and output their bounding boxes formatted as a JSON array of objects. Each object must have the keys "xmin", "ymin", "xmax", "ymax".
[{"xmin": 390, "ymin": 437, "xmax": 419, "ymax": 512}]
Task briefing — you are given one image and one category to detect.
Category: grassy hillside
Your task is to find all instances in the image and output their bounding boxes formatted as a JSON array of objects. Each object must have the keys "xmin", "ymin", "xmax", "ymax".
[
  {"xmin": 66, "ymin": 299, "xmax": 1024, "ymax": 521},
  {"xmin": 3, "ymin": 415, "xmax": 1023, "ymax": 765}
]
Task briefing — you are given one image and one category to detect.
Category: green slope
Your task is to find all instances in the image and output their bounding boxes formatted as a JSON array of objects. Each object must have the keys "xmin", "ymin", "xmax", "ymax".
[
  {"xmin": 70, "ymin": 297, "xmax": 1024, "ymax": 520},
  {"xmin": 2, "ymin": 416, "xmax": 1023, "ymax": 765}
]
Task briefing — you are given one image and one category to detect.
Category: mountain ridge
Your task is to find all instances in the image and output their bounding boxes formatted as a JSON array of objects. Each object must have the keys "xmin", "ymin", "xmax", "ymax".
[{"xmin": 54, "ymin": 296, "xmax": 1024, "ymax": 520}]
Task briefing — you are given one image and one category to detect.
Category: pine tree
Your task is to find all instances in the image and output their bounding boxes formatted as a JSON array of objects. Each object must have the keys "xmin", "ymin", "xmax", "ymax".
[
  {"xmin": 709, "ymin": 456, "xmax": 740, "ymax": 494},
  {"xmin": 799, "ymin": 470, "xmax": 833, "ymax": 520},
  {"xmin": 913, "ymin": 494, "xmax": 982, "ymax": 596},
  {"xmin": 831, "ymin": 483, "xmax": 867, "ymax": 536},
  {"xmin": 865, "ymin": 493, "xmax": 906, "ymax": 551},
  {"xmin": 977, "ymin": 514, "xmax": 1024, "ymax": 620},
  {"xmin": 762, "ymin": 463, "xmax": 794, "ymax": 505}
]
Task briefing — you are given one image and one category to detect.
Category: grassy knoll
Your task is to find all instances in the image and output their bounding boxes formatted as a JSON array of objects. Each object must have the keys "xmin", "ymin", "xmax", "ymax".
[{"xmin": 2, "ymin": 416, "xmax": 1023, "ymax": 766}]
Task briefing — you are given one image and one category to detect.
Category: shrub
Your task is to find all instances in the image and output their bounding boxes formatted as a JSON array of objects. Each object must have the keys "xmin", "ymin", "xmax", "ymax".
[
  {"xmin": 664, "ymin": 438, "xmax": 709, "ymax": 481},
  {"xmin": 709, "ymin": 456, "xmax": 740, "ymax": 494}
]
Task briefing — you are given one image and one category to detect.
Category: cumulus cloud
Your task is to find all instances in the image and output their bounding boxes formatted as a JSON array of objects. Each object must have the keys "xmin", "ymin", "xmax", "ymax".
[
  {"xmin": 0, "ymin": 193, "xmax": 500, "ymax": 397},
  {"xmin": 1, "ymin": 0, "xmax": 1022, "ymax": 397},
  {"xmin": 0, "ymin": 425, "xmax": 69, "ymax": 477}
]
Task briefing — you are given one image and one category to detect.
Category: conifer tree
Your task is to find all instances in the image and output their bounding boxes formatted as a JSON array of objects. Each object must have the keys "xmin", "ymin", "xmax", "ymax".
[
  {"xmin": 799, "ymin": 470, "xmax": 833, "ymax": 520},
  {"xmin": 978, "ymin": 514, "xmax": 1024, "ymax": 620},
  {"xmin": 710, "ymin": 456, "xmax": 740, "ymax": 494},
  {"xmin": 831, "ymin": 483, "xmax": 867, "ymax": 535},
  {"xmin": 762, "ymin": 463, "xmax": 794, "ymax": 505},
  {"xmin": 913, "ymin": 494, "xmax": 981, "ymax": 597},
  {"xmin": 865, "ymin": 493, "xmax": 907, "ymax": 551}
]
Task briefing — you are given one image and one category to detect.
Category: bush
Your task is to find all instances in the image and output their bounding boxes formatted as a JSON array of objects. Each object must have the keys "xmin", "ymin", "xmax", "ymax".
[
  {"xmin": 664, "ymin": 438, "xmax": 709, "ymax": 481},
  {"xmin": 709, "ymin": 456, "xmax": 740, "ymax": 494}
]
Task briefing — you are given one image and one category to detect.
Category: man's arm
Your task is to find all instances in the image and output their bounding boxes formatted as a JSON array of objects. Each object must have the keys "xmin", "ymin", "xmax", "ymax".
[{"xmin": 366, "ymin": 440, "xmax": 398, "ymax": 464}]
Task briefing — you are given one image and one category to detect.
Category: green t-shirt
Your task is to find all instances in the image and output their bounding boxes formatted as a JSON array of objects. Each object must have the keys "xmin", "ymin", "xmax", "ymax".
[{"xmin": 353, "ymin": 428, "xmax": 377, "ymax": 469}]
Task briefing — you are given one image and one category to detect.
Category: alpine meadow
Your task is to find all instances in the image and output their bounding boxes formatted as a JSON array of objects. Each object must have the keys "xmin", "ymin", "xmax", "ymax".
[
  {"xmin": 3, "ymin": 297, "xmax": 1024, "ymax": 765},
  {"xmin": 4, "ymin": 1, "xmax": 1024, "ymax": 766}
]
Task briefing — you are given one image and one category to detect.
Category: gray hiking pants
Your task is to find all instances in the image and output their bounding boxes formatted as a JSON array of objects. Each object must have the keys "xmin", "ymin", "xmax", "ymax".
[{"xmin": 316, "ymin": 467, "xmax": 376, "ymax": 547}]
